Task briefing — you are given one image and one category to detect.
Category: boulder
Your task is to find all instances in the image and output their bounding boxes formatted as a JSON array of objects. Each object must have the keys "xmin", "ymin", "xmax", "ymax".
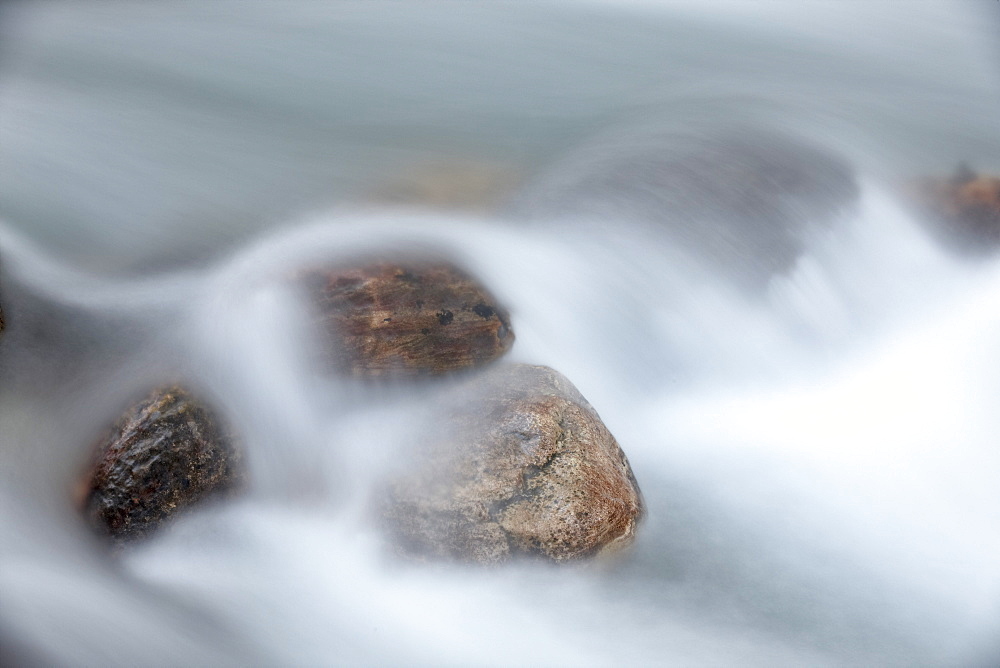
[
  {"xmin": 302, "ymin": 260, "xmax": 514, "ymax": 378},
  {"xmin": 380, "ymin": 364, "xmax": 643, "ymax": 565},
  {"xmin": 907, "ymin": 165, "xmax": 1000, "ymax": 255},
  {"xmin": 81, "ymin": 386, "xmax": 243, "ymax": 543}
]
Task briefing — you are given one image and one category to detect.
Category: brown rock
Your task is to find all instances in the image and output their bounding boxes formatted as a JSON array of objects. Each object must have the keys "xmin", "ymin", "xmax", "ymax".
[
  {"xmin": 302, "ymin": 260, "xmax": 514, "ymax": 378},
  {"xmin": 380, "ymin": 364, "xmax": 643, "ymax": 565},
  {"xmin": 81, "ymin": 386, "xmax": 243, "ymax": 543},
  {"xmin": 907, "ymin": 165, "xmax": 1000, "ymax": 255},
  {"xmin": 365, "ymin": 159, "xmax": 522, "ymax": 212}
]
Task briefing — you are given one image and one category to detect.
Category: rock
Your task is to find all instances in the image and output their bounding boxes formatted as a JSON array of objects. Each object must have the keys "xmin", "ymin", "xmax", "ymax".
[
  {"xmin": 364, "ymin": 159, "xmax": 522, "ymax": 212},
  {"xmin": 380, "ymin": 364, "xmax": 644, "ymax": 564},
  {"xmin": 302, "ymin": 260, "xmax": 514, "ymax": 378},
  {"xmin": 81, "ymin": 386, "xmax": 243, "ymax": 543},
  {"xmin": 510, "ymin": 127, "xmax": 858, "ymax": 289},
  {"xmin": 906, "ymin": 165, "xmax": 1000, "ymax": 255}
]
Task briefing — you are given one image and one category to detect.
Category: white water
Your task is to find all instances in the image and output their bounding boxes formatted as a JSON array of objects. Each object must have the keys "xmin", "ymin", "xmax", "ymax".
[{"xmin": 2, "ymin": 1, "xmax": 999, "ymax": 665}]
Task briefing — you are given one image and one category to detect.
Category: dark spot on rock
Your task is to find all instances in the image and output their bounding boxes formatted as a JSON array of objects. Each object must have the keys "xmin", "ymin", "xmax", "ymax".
[
  {"xmin": 383, "ymin": 318, "xmax": 392, "ymax": 322},
  {"xmin": 473, "ymin": 303, "xmax": 495, "ymax": 319},
  {"xmin": 437, "ymin": 310, "xmax": 454, "ymax": 326},
  {"xmin": 421, "ymin": 328, "xmax": 431, "ymax": 335},
  {"xmin": 333, "ymin": 276, "xmax": 364, "ymax": 290},
  {"xmin": 396, "ymin": 270, "xmax": 418, "ymax": 283}
]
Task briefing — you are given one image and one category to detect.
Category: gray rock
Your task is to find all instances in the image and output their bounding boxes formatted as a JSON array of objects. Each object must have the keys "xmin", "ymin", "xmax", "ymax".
[{"xmin": 380, "ymin": 364, "xmax": 644, "ymax": 565}]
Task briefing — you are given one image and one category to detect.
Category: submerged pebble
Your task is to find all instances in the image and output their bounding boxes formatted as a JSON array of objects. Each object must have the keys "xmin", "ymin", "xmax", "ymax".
[
  {"xmin": 302, "ymin": 260, "xmax": 514, "ymax": 378},
  {"xmin": 81, "ymin": 386, "xmax": 243, "ymax": 543},
  {"xmin": 380, "ymin": 364, "xmax": 644, "ymax": 565}
]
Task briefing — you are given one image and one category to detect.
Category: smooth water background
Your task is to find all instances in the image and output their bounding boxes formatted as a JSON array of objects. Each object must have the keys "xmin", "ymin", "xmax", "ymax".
[{"xmin": 2, "ymin": 1, "xmax": 999, "ymax": 665}]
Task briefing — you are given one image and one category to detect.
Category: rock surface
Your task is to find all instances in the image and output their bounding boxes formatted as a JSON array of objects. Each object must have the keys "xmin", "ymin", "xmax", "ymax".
[
  {"xmin": 303, "ymin": 260, "xmax": 514, "ymax": 378},
  {"xmin": 82, "ymin": 386, "xmax": 243, "ymax": 542},
  {"xmin": 907, "ymin": 165, "xmax": 1000, "ymax": 255},
  {"xmin": 380, "ymin": 364, "xmax": 643, "ymax": 564}
]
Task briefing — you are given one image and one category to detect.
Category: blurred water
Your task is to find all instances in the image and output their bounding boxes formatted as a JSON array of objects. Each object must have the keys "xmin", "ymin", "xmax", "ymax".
[{"xmin": 2, "ymin": 1, "xmax": 999, "ymax": 665}]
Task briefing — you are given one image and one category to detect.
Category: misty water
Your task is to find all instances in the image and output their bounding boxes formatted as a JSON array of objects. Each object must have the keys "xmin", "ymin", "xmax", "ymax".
[{"xmin": 1, "ymin": 1, "xmax": 999, "ymax": 665}]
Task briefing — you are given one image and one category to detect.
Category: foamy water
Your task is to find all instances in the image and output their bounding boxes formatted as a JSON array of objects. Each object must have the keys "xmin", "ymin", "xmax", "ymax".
[{"xmin": 2, "ymin": 1, "xmax": 999, "ymax": 665}]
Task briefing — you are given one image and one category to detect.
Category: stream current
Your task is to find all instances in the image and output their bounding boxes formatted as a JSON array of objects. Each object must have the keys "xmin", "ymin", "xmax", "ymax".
[{"xmin": 1, "ymin": 1, "xmax": 999, "ymax": 665}]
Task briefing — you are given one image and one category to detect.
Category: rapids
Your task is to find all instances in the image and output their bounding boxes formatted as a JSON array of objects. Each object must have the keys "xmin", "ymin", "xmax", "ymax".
[{"xmin": 1, "ymin": 1, "xmax": 999, "ymax": 665}]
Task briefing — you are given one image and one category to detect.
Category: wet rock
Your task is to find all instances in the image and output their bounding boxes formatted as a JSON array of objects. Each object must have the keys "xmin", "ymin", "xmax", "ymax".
[
  {"xmin": 365, "ymin": 159, "xmax": 521, "ymax": 212},
  {"xmin": 380, "ymin": 364, "xmax": 643, "ymax": 565},
  {"xmin": 81, "ymin": 386, "xmax": 243, "ymax": 543},
  {"xmin": 302, "ymin": 260, "xmax": 514, "ymax": 378},
  {"xmin": 511, "ymin": 127, "xmax": 859, "ymax": 289},
  {"xmin": 907, "ymin": 165, "xmax": 1000, "ymax": 256}
]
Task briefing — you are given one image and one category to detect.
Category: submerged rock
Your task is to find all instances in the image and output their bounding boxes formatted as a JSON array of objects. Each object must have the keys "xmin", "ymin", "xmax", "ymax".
[
  {"xmin": 364, "ymin": 159, "xmax": 521, "ymax": 212},
  {"xmin": 907, "ymin": 165, "xmax": 1000, "ymax": 256},
  {"xmin": 381, "ymin": 364, "xmax": 643, "ymax": 565},
  {"xmin": 82, "ymin": 386, "xmax": 243, "ymax": 543},
  {"xmin": 302, "ymin": 260, "xmax": 514, "ymax": 378},
  {"xmin": 511, "ymin": 127, "xmax": 859, "ymax": 289}
]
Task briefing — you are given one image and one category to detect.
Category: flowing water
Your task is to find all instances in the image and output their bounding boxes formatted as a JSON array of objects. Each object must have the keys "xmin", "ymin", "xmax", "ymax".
[{"xmin": 1, "ymin": 1, "xmax": 999, "ymax": 665}]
